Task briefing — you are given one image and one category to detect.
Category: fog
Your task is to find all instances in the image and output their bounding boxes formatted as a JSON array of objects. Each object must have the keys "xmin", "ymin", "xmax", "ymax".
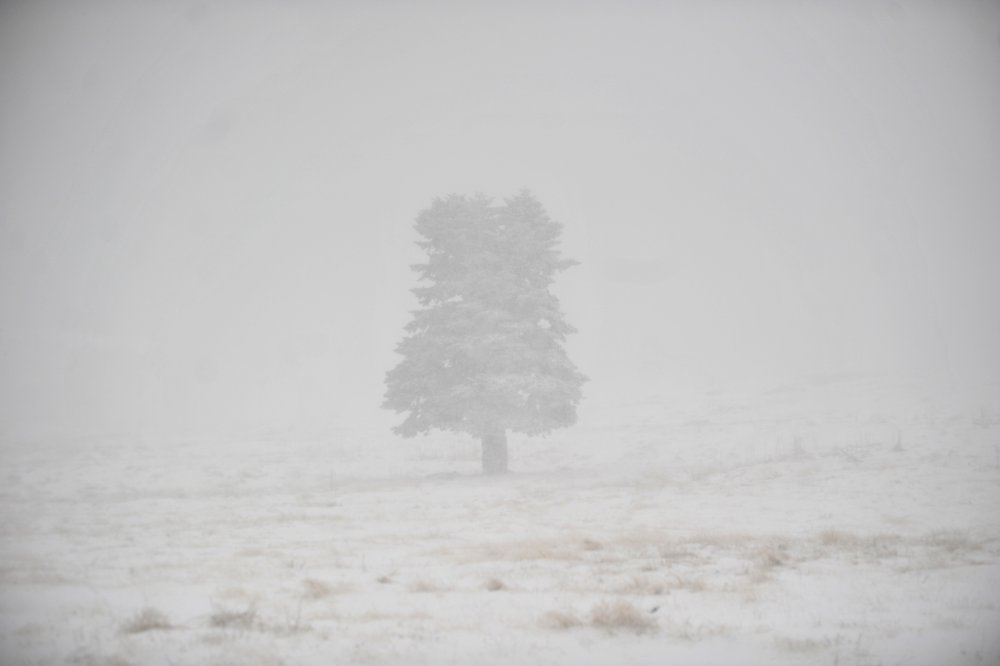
[
  {"xmin": 2, "ymin": 0, "xmax": 998, "ymax": 443},
  {"xmin": 4, "ymin": 4, "xmax": 1000, "ymax": 664}
]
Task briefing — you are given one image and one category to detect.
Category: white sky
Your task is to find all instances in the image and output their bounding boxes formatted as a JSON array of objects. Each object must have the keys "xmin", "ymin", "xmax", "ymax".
[{"xmin": 2, "ymin": 1, "xmax": 999, "ymax": 442}]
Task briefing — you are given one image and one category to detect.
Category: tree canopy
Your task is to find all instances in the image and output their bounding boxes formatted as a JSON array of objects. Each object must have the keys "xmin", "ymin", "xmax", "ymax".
[{"xmin": 383, "ymin": 191, "xmax": 585, "ymax": 471}]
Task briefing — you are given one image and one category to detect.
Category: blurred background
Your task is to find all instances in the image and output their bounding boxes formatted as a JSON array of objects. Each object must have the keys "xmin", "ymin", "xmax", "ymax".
[{"xmin": 1, "ymin": 0, "xmax": 998, "ymax": 444}]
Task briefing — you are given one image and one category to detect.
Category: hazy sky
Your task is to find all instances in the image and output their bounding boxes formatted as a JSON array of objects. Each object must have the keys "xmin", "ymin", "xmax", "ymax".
[{"xmin": 2, "ymin": 1, "xmax": 998, "ymax": 442}]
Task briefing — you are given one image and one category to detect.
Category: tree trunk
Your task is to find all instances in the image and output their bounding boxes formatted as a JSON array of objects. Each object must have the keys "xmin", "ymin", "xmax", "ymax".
[{"xmin": 481, "ymin": 430, "xmax": 508, "ymax": 475}]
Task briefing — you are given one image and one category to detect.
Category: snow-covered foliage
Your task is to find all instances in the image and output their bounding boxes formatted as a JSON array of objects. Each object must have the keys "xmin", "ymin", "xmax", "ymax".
[{"xmin": 383, "ymin": 192, "xmax": 586, "ymax": 472}]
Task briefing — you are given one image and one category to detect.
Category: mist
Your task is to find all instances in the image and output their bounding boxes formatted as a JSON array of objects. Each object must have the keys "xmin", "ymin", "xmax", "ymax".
[
  {"xmin": 2, "ymin": 0, "xmax": 997, "ymax": 444},
  {"xmin": 2, "ymin": 3, "xmax": 1000, "ymax": 664}
]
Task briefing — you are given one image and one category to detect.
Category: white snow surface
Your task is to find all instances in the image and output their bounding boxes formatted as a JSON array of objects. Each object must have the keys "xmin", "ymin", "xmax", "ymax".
[{"xmin": 2, "ymin": 376, "xmax": 999, "ymax": 665}]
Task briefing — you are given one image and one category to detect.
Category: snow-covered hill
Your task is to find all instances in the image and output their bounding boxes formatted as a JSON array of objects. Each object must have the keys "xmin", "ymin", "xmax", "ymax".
[{"xmin": 2, "ymin": 376, "xmax": 998, "ymax": 665}]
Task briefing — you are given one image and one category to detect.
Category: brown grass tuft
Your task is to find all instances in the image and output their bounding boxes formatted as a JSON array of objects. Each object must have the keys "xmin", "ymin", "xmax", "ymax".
[
  {"xmin": 484, "ymin": 578, "xmax": 505, "ymax": 591},
  {"xmin": 69, "ymin": 652, "xmax": 133, "ymax": 666},
  {"xmin": 923, "ymin": 530, "xmax": 978, "ymax": 553},
  {"xmin": 589, "ymin": 600, "xmax": 658, "ymax": 634},
  {"xmin": 816, "ymin": 530, "xmax": 902, "ymax": 554},
  {"xmin": 209, "ymin": 604, "xmax": 257, "ymax": 630},
  {"xmin": 774, "ymin": 636, "xmax": 827, "ymax": 653},
  {"xmin": 408, "ymin": 579, "xmax": 444, "ymax": 593},
  {"xmin": 755, "ymin": 540, "xmax": 790, "ymax": 569},
  {"xmin": 301, "ymin": 578, "xmax": 334, "ymax": 599},
  {"xmin": 540, "ymin": 610, "xmax": 584, "ymax": 630},
  {"xmin": 818, "ymin": 530, "xmax": 860, "ymax": 548},
  {"xmin": 455, "ymin": 538, "xmax": 583, "ymax": 563},
  {"xmin": 120, "ymin": 607, "xmax": 173, "ymax": 634},
  {"xmin": 616, "ymin": 575, "xmax": 667, "ymax": 596}
]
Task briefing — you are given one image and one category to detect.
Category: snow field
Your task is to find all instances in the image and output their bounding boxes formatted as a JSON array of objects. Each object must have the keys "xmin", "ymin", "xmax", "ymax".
[{"xmin": 2, "ymin": 377, "xmax": 999, "ymax": 665}]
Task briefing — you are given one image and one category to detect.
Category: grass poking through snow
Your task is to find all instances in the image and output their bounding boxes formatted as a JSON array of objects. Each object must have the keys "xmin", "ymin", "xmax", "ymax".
[
  {"xmin": 588, "ymin": 600, "xmax": 659, "ymax": 634},
  {"xmin": 484, "ymin": 577, "xmax": 506, "ymax": 591},
  {"xmin": 120, "ymin": 607, "xmax": 173, "ymax": 634},
  {"xmin": 300, "ymin": 578, "xmax": 335, "ymax": 599},
  {"xmin": 539, "ymin": 610, "xmax": 584, "ymax": 631},
  {"xmin": 209, "ymin": 604, "xmax": 257, "ymax": 630}
]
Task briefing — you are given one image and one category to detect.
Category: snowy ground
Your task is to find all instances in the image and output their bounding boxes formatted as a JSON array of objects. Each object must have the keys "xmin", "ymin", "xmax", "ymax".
[{"xmin": 2, "ymin": 376, "xmax": 999, "ymax": 665}]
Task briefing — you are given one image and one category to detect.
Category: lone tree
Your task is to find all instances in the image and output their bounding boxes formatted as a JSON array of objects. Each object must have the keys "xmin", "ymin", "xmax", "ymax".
[{"xmin": 383, "ymin": 191, "xmax": 586, "ymax": 474}]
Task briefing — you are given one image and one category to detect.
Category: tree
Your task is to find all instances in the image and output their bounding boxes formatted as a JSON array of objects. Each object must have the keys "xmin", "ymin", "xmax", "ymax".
[{"xmin": 383, "ymin": 191, "xmax": 586, "ymax": 474}]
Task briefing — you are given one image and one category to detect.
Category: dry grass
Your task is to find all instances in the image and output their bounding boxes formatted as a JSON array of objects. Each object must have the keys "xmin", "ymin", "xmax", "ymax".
[
  {"xmin": 459, "ymin": 539, "xmax": 584, "ymax": 563},
  {"xmin": 408, "ymin": 579, "xmax": 445, "ymax": 593},
  {"xmin": 216, "ymin": 586, "xmax": 255, "ymax": 602},
  {"xmin": 663, "ymin": 619, "xmax": 733, "ymax": 642},
  {"xmin": 672, "ymin": 575, "xmax": 708, "ymax": 592},
  {"xmin": 539, "ymin": 610, "xmax": 583, "ymax": 631},
  {"xmin": 922, "ymin": 530, "xmax": 978, "ymax": 553},
  {"xmin": 815, "ymin": 530, "xmax": 938, "ymax": 563},
  {"xmin": 615, "ymin": 575, "xmax": 668, "ymax": 596},
  {"xmin": 588, "ymin": 600, "xmax": 658, "ymax": 634},
  {"xmin": 816, "ymin": 530, "xmax": 900, "ymax": 552},
  {"xmin": 614, "ymin": 574, "xmax": 707, "ymax": 595},
  {"xmin": 755, "ymin": 539, "xmax": 790, "ymax": 568},
  {"xmin": 484, "ymin": 577, "xmax": 506, "ymax": 591},
  {"xmin": 207, "ymin": 602, "xmax": 310, "ymax": 635},
  {"xmin": 818, "ymin": 529, "xmax": 863, "ymax": 548},
  {"xmin": 301, "ymin": 578, "xmax": 335, "ymax": 599},
  {"xmin": 352, "ymin": 609, "xmax": 433, "ymax": 623},
  {"xmin": 209, "ymin": 604, "xmax": 257, "ymax": 630},
  {"xmin": 453, "ymin": 529, "xmax": 984, "ymax": 612},
  {"xmin": 69, "ymin": 652, "xmax": 133, "ymax": 666},
  {"xmin": 120, "ymin": 607, "xmax": 173, "ymax": 634},
  {"xmin": 685, "ymin": 533, "xmax": 756, "ymax": 549},
  {"xmin": 657, "ymin": 545, "xmax": 700, "ymax": 562},
  {"xmin": 774, "ymin": 636, "xmax": 828, "ymax": 653}
]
